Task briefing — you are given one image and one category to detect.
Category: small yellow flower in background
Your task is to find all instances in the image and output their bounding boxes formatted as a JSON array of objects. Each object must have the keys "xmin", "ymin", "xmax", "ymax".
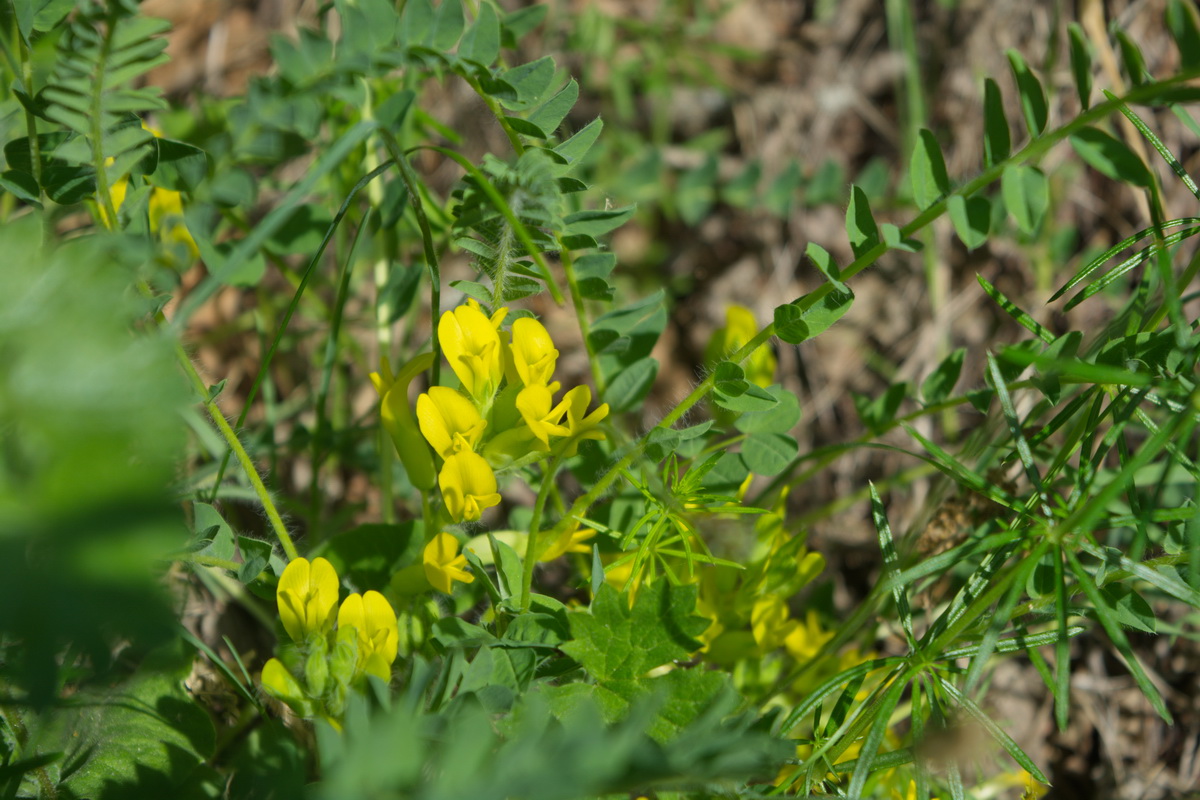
[
  {"xmin": 439, "ymin": 300, "xmax": 507, "ymax": 405},
  {"xmin": 148, "ymin": 184, "xmax": 199, "ymax": 260},
  {"xmin": 337, "ymin": 591, "xmax": 399, "ymax": 682},
  {"xmin": 423, "ymin": 531, "xmax": 476, "ymax": 593},
  {"xmin": 516, "ymin": 382, "xmax": 571, "ymax": 447},
  {"xmin": 783, "ymin": 609, "xmax": 835, "ymax": 663},
  {"xmin": 370, "ymin": 353, "xmax": 437, "ymax": 490},
  {"xmin": 708, "ymin": 304, "xmax": 776, "ymax": 388},
  {"xmin": 556, "ymin": 385, "xmax": 609, "ymax": 456},
  {"xmin": 416, "ymin": 386, "xmax": 487, "ymax": 459},
  {"xmin": 508, "ymin": 316, "xmax": 559, "ymax": 387},
  {"xmin": 538, "ymin": 521, "xmax": 595, "ymax": 562},
  {"xmin": 438, "ymin": 451, "xmax": 502, "ymax": 522},
  {"xmin": 892, "ymin": 779, "xmax": 933, "ymax": 800},
  {"xmin": 277, "ymin": 556, "xmax": 340, "ymax": 643},
  {"xmin": 751, "ymin": 595, "xmax": 791, "ymax": 651}
]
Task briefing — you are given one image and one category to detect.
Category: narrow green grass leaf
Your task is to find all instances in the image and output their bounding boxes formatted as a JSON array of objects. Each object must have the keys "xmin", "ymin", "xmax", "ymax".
[
  {"xmin": 870, "ymin": 483, "xmax": 916, "ymax": 650},
  {"xmin": 1068, "ymin": 23, "xmax": 1094, "ymax": 109},
  {"xmin": 1109, "ymin": 92, "xmax": 1200, "ymax": 202},
  {"xmin": 976, "ymin": 274, "xmax": 1054, "ymax": 343},
  {"xmin": 938, "ymin": 677, "xmax": 1049, "ymax": 783},
  {"xmin": 1050, "ymin": 217, "xmax": 1200, "ymax": 301},
  {"xmin": 847, "ymin": 676, "xmax": 908, "ymax": 797},
  {"xmin": 1006, "ymin": 49, "xmax": 1048, "ymax": 136},
  {"xmin": 940, "ymin": 624, "xmax": 1088, "ymax": 660},
  {"xmin": 1066, "ymin": 550, "xmax": 1173, "ymax": 723},
  {"xmin": 910, "ymin": 129, "xmax": 950, "ymax": 209},
  {"xmin": 986, "ymin": 352, "xmax": 1050, "ymax": 518},
  {"xmin": 1065, "ymin": 226, "xmax": 1200, "ymax": 310},
  {"xmin": 983, "ymin": 78, "xmax": 1011, "ymax": 166},
  {"xmin": 1167, "ymin": 0, "xmax": 1200, "ymax": 68}
]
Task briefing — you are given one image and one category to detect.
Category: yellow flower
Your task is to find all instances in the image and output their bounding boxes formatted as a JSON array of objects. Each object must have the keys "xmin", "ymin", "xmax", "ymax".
[
  {"xmin": 148, "ymin": 184, "xmax": 199, "ymax": 260},
  {"xmin": 439, "ymin": 451, "xmax": 502, "ymax": 522},
  {"xmin": 709, "ymin": 304, "xmax": 775, "ymax": 388},
  {"xmin": 337, "ymin": 591, "xmax": 399, "ymax": 682},
  {"xmin": 783, "ymin": 609, "xmax": 834, "ymax": 663},
  {"xmin": 370, "ymin": 353, "xmax": 437, "ymax": 490},
  {"xmin": 439, "ymin": 300, "xmax": 507, "ymax": 405},
  {"xmin": 751, "ymin": 595, "xmax": 792, "ymax": 652},
  {"xmin": 508, "ymin": 317, "xmax": 559, "ymax": 387},
  {"xmin": 416, "ymin": 386, "xmax": 487, "ymax": 459},
  {"xmin": 556, "ymin": 385, "xmax": 609, "ymax": 456},
  {"xmin": 516, "ymin": 382, "xmax": 571, "ymax": 448},
  {"xmin": 538, "ymin": 521, "xmax": 595, "ymax": 562},
  {"xmin": 277, "ymin": 557, "xmax": 340, "ymax": 644},
  {"xmin": 423, "ymin": 531, "xmax": 476, "ymax": 593}
]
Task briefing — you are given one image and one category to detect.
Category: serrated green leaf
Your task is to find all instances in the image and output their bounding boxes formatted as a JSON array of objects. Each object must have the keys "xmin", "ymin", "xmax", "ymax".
[
  {"xmin": 1007, "ymin": 49, "xmax": 1048, "ymax": 136},
  {"xmin": 1001, "ymin": 164, "xmax": 1048, "ymax": 234},
  {"xmin": 560, "ymin": 582, "xmax": 708, "ymax": 681},
  {"xmin": 910, "ymin": 129, "xmax": 950, "ymax": 209},
  {"xmin": 947, "ymin": 194, "xmax": 991, "ymax": 250},
  {"xmin": 1070, "ymin": 127, "xmax": 1153, "ymax": 187},
  {"xmin": 1068, "ymin": 23, "xmax": 1094, "ymax": 110}
]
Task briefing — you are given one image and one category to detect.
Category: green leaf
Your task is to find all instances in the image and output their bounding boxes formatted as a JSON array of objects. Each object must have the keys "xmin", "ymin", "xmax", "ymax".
[
  {"xmin": 564, "ymin": 205, "xmax": 636, "ymax": 237},
  {"xmin": 806, "ymin": 242, "xmax": 847, "ymax": 292},
  {"xmin": 910, "ymin": 129, "xmax": 951, "ymax": 209},
  {"xmin": 723, "ymin": 159, "xmax": 761, "ymax": 209},
  {"xmin": 773, "ymin": 303, "xmax": 808, "ymax": 344},
  {"xmin": 734, "ymin": 384, "xmax": 802, "ymax": 434},
  {"xmin": 677, "ymin": 155, "xmax": 718, "ymax": 225},
  {"xmin": 560, "ymin": 582, "xmax": 708, "ymax": 681},
  {"xmin": 1069, "ymin": 127, "xmax": 1153, "ymax": 187},
  {"xmin": 312, "ymin": 521, "xmax": 423, "ymax": 592},
  {"xmin": 774, "ymin": 288, "xmax": 855, "ymax": 345},
  {"xmin": 1098, "ymin": 584, "xmax": 1157, "ymax": 633},
  {"xmin": 983, "ymin": 78, "xmax": 1011, "ymax": 167},
  {"xmin": 938, "ymin": 678, "xmax": 1049, "ymax": 784},
  {"xmin": 713, "ymin": 382, "xmax": 778, "ymax": 413},
  {"xmin": 1000, "ymin": 164, "xmax": 1048, "ymax": 234},
  {"xmin": 922, "ymin": 347, "xmax": 965, "ymax": 403},
  {"xmin": 193, "ymin": 502, "xmax": 235, "ymax": 562},
  {"xmin": 500, "ymin": 3, "xmax": 548, "ymax": 45},
  {"xmin": 1068, "ymin": 23, "xmax": 1094, "ymax": 110},
  {"xmin": 427, "ymin": 0, "xmax": 465, "ymax": 50},
  {"xmin": 150, "ymin": 138, "xmax": 208, "ymax": 192},
  {"xmin": 605, "ymin": 357, "xmax": 658, "ymax": 413},
  {"xmin": 553, "ymin": 118, "xmax": 603, "ymax": 169},
  {"xmin": 853, "ymin": 382, "xmax": 908, "ymax": 434},
  {"xmin": 1167, "ymin": 0, "xmax": 1200, "ymax": 69},
  {"xmin": 14, "ymin": 0, "xmax": 75, "ymax": 43},
  {"xmin": 0, "ymin": 170, "xmax": 41, "ymax": 205},
  {"xmin": 525, "ymin": 79, "xmax": 579, "ymax": 138},
  {"xmin": 741, "ymin": 432, "xmax": 798, "ymax": 476},
  {"xmin": 713, "ymin": 361, "xmax": 748, "ymax": 397},
  {"xmin": 763, "ymin": 160, "xmax": 803, "ymax": 217},
  {"xmin": 498, "ymin": 56, "xmax": 556, "ymax": 111},
  {"xmin": 947, "ymin": 194, "xmax": 991, "ymax": 250},
  {"xmin": 457, "ymin": 1, "xmax": 500, "ymax": 66},
  {"xmin": 398, "ymin": 0, "xmax": 434, "ymax": 46},
  {"xmin": 36, "ymin": 643, "xmax": 217, "ymax": 799},
  {"xmin": 1116, "ymin": 30, "xmax": 1151, "ymax": 85},
  {"xmin": 237, "ymin": 536, "xmax": 271, "ymax": 583},
  {"xmin": 1007, "ymin": 49, "xmax": 1048, "ymax": 136},
  {"xmin": 845, "ymin": 184, "xmax": 880, "ymax": 259}
]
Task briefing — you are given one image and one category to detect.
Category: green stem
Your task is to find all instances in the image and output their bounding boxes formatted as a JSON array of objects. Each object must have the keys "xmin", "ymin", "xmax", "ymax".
[
  {"xmin": 520, "ymin": 454, "xmax": 564, "ymax": 611},
  {"xmin": 175, "ymin": 342, "xmax": 299, "ymax": 561},
  {"xmin": 559, "ymin": 243, "xmax": 607, "ymax": 395},
  {"xmin": 14, "ymin": 36, "xmax": 44, "ymax": 209}
]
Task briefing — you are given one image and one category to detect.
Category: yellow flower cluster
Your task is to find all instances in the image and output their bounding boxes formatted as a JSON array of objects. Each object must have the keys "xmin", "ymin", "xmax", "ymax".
[
  {"xmin": 261, "ymin": 557, "xmax": 399, "ymax": 722},
  {"xmin": 374, "ymin": 299, "xmax": 609, "ymax": 525}
]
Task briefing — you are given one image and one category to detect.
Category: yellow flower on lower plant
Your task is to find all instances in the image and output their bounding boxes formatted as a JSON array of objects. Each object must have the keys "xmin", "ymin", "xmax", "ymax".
[
  {"xmin": 555, "ymin": 385, "xmax": 609, "ymax": 456},
  {"xmin": 439, "ymin": 300, "xmax": 507, "ymax": 405},
  {"xmin": 337, "ymin": 591, "xmax": 399, "ymax": 682},
  {"xmin": 508, "ymin": 316, "xmax": 559, "ymax": 387},
  {"xmin": 439, "ymin": 451, "xmax": 502, "ymax": 522},
  {"xmin": 277, "ymin": 556, "xmax": 340, "ymax": 643},
  {"xmin": 416, "ymin": 386, "xmax": 486, "ymax": 458},
  {"xmin": 783, "ymin": 609, "xmax": 835, "ymax": 664},
  {"xmin": 538, "ymin": 521, "xmax": 595, "ymax": 562},
  {"xmin": 516, "ymin": 382, "xmax": 571, "ymax": 448},
  {"xmin": 751, "ymin": 595, "xmax": 792, "ymax": 652},
  {"xmin": 423, "ymin": 531, "xmax": 476, "ymax": 593}
]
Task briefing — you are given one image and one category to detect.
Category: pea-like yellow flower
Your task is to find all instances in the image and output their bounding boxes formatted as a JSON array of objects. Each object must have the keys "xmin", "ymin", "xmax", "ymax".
[
  {"xmin": 277, "ymin": 557, "xmax": 340, "ymax": 644},
  {"xmin": 537, "ymin": 521, "xmax": 595, "ymax": 562},
  {"xmin": 750, "ymin": 595, "xmax": 791, "ymax": 652},
  {"xmin": 509, "ymin": 317, "xmax": 559, "ymax": 387},
  {"xmin": 556, "ymin": 385, "xmax": 609, "ymax": 456},
  {"xmin": 516, "ymin": 382, "xmax": 571, "ymax": 448},
  {"xmin": 782, "ymin": 609, "xmax": 834, "ymax": 663},
  {"xmin": 416, "ymin": 386, "xmax": 486, "ymax": 459},
  {"xmin": 370, "ymin": 353, "xmax": 437, "ymax": 490},
  {"xmin": 337, "ymin": 591, "xmax": 399, "ymax": 682},
  {"xmin": 439, "ymin": 300, "xmax": 507, "ymax": 405},
  {"xmin": 423, "ymin": 531, "xmax": 476, "ymax": 593},
  {"xmin": 439, "ymin": 451, "xmax": 502, "ymax": 522}
]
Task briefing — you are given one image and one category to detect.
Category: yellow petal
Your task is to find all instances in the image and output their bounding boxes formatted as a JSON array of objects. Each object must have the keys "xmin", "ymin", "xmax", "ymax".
[
  {"xmin": 516, "ymin": 384, "xmax": 571, "ymax": 446},
  {"xmin": 510, "ymin": 317, "xmax": 558, "ymax": 387},
  {"xmin": 416, "ymin": 387, "xmax": 486, "ymax": 458},
  {"xmin": 439, "ymin": 303, "xmax": 504, "ymax": 403},
  {"xmin": 438, "ymin": 452, "xmax": 501, "ymax": 522},
  {"xmin": 362, "ymin": 590, "xmax": 398, "ymax": 664}
]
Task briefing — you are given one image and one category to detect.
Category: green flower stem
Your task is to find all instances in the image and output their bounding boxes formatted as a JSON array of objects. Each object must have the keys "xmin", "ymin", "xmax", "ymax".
[
  {"xmin": 519, "ymin": 453, "xmax": 565, "ymax": 612},
  {"xmin": 13, "ymin": 35, "xmax": 45, "ymax": 209},
  {"xmin": 175, "ymin": 342, "xmax": 299, "ymax": 562}
]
